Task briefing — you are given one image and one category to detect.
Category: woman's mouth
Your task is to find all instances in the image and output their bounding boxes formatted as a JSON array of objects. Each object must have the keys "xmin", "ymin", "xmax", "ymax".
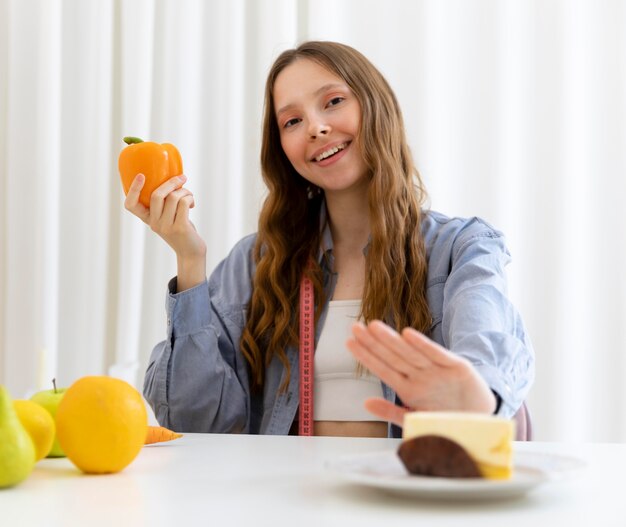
[{"xmin": 311, "ymin": 142, "xmax": 351, "ymax": 165}]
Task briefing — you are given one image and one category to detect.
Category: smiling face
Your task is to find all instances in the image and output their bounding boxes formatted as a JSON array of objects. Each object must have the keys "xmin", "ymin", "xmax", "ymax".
[{"xmin": 273, "ymin": 58, "xmax": 370, "ymax": 197}]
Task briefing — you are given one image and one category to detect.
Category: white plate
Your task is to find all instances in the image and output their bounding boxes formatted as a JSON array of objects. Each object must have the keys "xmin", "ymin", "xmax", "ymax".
[{"xmin": 326, "ymin": 449, "xmax": 585, "ymax": 501}]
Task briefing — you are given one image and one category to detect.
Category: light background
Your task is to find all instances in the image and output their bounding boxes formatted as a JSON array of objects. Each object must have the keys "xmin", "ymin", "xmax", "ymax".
[{"xmin": 1, "ymin": 0, "xmax": 625, "ymax": 441}]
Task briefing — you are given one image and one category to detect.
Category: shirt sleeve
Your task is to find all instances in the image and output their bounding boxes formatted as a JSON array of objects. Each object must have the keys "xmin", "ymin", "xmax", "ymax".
[
  {"xmin": 441, "ymin": 222, "xmax": 535, "ymax": 418},
  {"xmin": 143, "ymin": 276, "xmax": 250, "ymax": 433}
]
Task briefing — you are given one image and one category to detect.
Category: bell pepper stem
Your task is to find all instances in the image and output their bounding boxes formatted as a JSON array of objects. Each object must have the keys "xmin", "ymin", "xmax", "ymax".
[{"xmin": 123, "ymin": 136, "xmax": 144, "ymax": 145}]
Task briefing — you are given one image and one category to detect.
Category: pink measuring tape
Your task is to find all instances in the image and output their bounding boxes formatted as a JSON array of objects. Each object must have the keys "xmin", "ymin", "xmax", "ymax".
[{"xmin": 298, "ymin": 275, "xmax": 315, "ymax": 436}]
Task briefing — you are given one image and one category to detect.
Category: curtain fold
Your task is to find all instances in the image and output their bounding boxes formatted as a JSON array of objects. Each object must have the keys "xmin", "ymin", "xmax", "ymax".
[{"xmin": 1, "ymin": 0, "xmax": 624, "ymax": 441}]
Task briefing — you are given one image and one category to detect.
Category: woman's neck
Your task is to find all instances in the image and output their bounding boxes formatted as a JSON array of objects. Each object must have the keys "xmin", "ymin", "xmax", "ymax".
[{"xmin": 324, "ymin": 187, "xmax": 370, "ymax": 253}]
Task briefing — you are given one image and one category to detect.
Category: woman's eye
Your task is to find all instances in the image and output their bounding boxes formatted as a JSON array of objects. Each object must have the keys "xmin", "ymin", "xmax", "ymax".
[
  {"xmin": 284, "ymin": 118, "xmax": 301, "ymax": 128},
  {"xmin": 327, "ymin": 97, "xmax": 344, "ymax": 107}
]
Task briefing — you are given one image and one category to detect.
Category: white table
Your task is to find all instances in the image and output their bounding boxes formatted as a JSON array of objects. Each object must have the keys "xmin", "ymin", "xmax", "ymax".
[{"xmin": 2, "ymin": 434, "xmax": 624, "ymax": 526}]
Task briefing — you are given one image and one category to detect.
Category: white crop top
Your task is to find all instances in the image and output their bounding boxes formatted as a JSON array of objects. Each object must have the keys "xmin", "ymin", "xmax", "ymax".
[{"xmin": 314, "ymin": 300, "xmax": 384, "ymax": 421}]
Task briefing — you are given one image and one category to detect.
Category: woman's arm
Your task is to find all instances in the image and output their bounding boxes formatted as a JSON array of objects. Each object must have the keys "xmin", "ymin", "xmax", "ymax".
[
  {"xmin": 346, "ymin": 223, "xmax": 534, "ymax": 424},
  {"xmin": 143, "ymin": 278, "xmax": 249, "ymax": 433},
  {"xmin": 438, "ymin": 227, "xmax": 534, "ymax": 417},
  {"xmin": 124, "ymin": 173, "xmax": 250, "ymax": 432},
  {"xmin": 124, "ymin": 173, "xmax": 207, "ymax": 292},
  {"xmin": 347, "ymin": 321, "xmax": 497, "ymax": 426}
]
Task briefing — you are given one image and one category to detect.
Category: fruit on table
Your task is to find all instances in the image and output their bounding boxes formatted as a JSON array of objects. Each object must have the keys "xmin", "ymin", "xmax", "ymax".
[
  {"xmin": 0, "ymin": 386, "xmax": 36, "ymax": 488},
  {"xmin": 56, "ymin": 376, "xmax": 148, "ymax": 474},
  {"xmin": 13, "ymin": 400, "xmax": 56, "ymax": 461},
  {"xmin": 30, "ymin": 379, "xmax": 67, "ymax": 457},
  {"xmin": 118, "ymin": 136, "xmax": 184, "ymax": 208}
]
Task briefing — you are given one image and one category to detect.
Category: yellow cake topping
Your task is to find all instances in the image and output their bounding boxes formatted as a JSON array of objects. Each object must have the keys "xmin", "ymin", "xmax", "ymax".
[{"xmin": 402, "ymin": 411, "xmax": 516, "ymax": 479}]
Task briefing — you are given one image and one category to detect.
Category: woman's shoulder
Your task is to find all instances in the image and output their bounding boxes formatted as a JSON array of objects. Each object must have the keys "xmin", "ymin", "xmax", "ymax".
[
  {"xmin": 422, "ymin": 209, "xmax": 503, "ymax": 240},
  {"xmin": 421, "ymin": 209, "xmax": 507, "ymax": 260},
  {"xmin": 208, "ymin": 233, "xmax": 258, "ymax": 305},
  {"xmin": 212, "ymin": 232, "xmax": 258, "ymax": 273},
  {"xmin": 228, "ymin": 232, "xmax": 258, "ymax": 258}
]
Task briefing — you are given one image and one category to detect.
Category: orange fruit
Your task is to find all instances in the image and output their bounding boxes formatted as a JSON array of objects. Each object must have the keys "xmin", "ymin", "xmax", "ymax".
[
  {"xmin": 56, "ymin": 376, "xmax": 148, "ymax": 474},
  {"xmin": 13, "ymin": 399, "xmax": 56, "ymax": 461}
]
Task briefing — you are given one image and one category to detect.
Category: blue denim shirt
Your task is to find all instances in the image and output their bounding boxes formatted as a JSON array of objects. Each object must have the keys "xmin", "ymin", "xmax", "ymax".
[{"xmin": 143, "ymin": 210, "xmax": 535, "ymax": 437}]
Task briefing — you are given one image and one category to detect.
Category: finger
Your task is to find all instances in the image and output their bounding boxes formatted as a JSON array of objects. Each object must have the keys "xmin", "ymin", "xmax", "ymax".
[
  {"xmin": 149, "ymin": 174, "xmax": 187, "ymax": 221},
  {"xmin": 364, "ymin": 398, "xmax": 407, "ymax": 427},
  {"xmin": 124, "ymin": 174, "xmax": 150, "ymax": 223},
  {"xmin": 401, "ymin": 328, "xmax": 462, "ymax": 367},
  {"xmin": 367, "ymin": 320, "xmax": 432, "ymax": 369},
  {"xmin": 350, "ymin": 322, "xmax": 413, "ymax": 377},
  {"xmin": 160, "ymin": 188, "xmax": 194, "ymax": 226},
  {"xmin": 128, "ymin": 173, "xmax": 145, "ymax": 195},
  {"xmin": 174, "ymin": 194, "xmax": 195, "ymax": 227},
  {"xmin": 346, "ymin": 336, "xmax": 411, "ymax": 390}
]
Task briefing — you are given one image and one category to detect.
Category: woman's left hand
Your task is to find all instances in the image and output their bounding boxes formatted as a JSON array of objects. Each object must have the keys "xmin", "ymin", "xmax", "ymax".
[{"xmin": 346, "ymin": 320, "xmax": 497, "ymax": 427}]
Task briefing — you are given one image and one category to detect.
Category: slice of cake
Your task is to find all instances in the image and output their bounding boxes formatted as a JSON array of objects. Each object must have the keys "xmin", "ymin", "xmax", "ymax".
[{"xmin": 399, "ymin": 411, "xmax": 516, "ymax": 479}]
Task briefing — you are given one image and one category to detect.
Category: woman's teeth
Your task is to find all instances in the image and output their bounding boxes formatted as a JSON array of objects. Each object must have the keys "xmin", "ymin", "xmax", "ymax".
[{"xmin": 315, "ymin": 142, "xmax": 348, "ymax": 162}]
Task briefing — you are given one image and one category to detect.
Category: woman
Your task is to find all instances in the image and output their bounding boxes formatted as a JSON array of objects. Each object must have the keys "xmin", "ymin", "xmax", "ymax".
[{"xmin": 126, "ymin": 41, "xmax": 534, "ymax": 438}]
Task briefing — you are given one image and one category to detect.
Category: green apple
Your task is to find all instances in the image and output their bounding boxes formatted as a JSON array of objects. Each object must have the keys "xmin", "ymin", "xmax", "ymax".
[{"xmin": 30, "ymin": 379, "xmax": 67, "ymax": 457}]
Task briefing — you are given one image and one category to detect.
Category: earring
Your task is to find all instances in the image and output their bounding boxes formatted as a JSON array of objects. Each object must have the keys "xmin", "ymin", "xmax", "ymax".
[{"xmin": 307, "ymin": 185, "xmax": 322, "ymax": 199}]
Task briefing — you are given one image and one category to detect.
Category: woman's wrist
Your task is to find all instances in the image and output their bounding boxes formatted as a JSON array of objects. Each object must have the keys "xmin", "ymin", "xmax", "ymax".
[{"xmin": 176, "ymin": 253, "xmax": 207, "ymax": 292}]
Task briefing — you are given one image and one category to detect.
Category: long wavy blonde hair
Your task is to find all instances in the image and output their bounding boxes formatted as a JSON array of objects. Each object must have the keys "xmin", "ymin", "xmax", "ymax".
[{"xmin": 240, "ymin": 41, "xmax": 432, "ymax": 392}]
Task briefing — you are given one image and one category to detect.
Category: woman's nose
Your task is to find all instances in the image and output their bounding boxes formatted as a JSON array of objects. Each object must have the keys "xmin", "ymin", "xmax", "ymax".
[{"xmin": 308, "ymin": 120, "xmax": 330, "ymax": 139}]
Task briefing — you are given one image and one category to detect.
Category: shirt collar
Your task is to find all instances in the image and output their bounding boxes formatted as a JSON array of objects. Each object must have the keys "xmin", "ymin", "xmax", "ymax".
[{"xmin": 318, "ymin": 200, "xmax": 334, "ymax": 261}]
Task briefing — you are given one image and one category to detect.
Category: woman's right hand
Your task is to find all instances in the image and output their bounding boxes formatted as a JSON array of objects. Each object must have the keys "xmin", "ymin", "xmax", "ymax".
[{"xmin": 124, "ymin": 173, "xmax": 207, "ymax": 291}]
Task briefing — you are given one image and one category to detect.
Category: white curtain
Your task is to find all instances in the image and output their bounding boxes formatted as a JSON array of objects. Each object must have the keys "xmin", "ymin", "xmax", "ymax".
[{"xmin": 1, "ymin": 0, "xmax": 624, "ymax": 442}]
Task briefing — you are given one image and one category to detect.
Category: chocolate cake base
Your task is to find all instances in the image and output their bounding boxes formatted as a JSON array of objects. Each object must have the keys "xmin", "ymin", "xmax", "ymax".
[{"xmin": 397, "ymin": 434, "xmax": 482, "ymax": 478}]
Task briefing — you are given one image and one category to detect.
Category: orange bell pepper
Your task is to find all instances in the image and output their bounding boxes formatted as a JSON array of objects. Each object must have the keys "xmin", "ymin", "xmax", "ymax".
[{"xmin": 118, "ymin": 136, "xmax": 184, "ymax": 208}]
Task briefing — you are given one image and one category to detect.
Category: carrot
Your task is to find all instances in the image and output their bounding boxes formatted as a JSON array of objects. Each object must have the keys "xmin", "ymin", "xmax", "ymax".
[{"xmin": 145, "ymin": 425, "xmax": 183, "ymax": 445}]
